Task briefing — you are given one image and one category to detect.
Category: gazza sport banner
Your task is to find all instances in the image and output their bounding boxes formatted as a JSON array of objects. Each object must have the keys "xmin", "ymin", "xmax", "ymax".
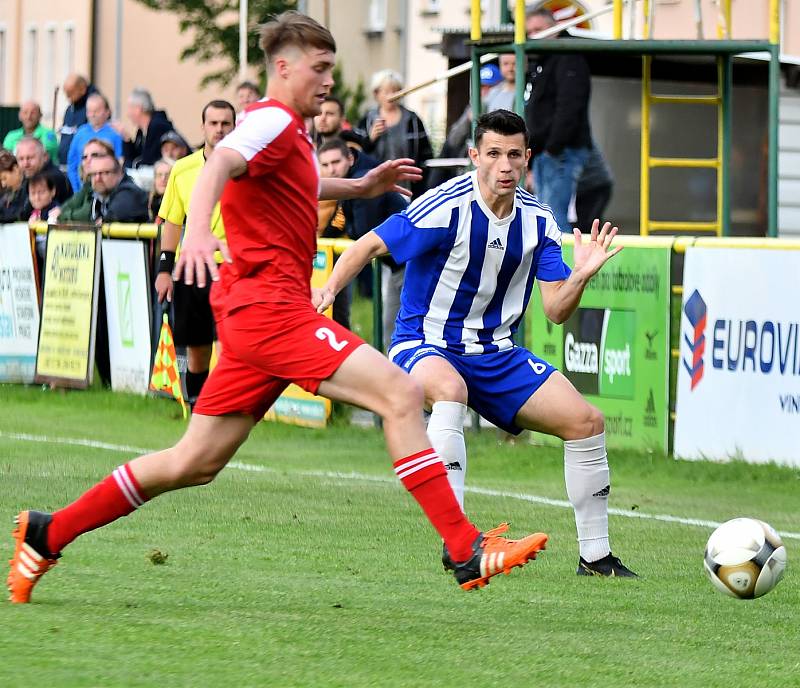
[
  {"xmin": 102, "ymin": 239, "xmax": 152, "ymax": 395},
  {"xmin": 528, "ymin": 242, "xmax": 671, "ymax": 452},
  {"xmin": 0, "ymin": 223, "xmax": 40, "ymax": 383},
  {"xmin": 674, "ymin": 247, "xmax": 800, "ymax": 466}
]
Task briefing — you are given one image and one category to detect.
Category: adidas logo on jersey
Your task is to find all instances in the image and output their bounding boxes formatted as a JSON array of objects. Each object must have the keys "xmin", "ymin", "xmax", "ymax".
[
  {"xmin": 487, "ymin": 237, "xmax": 504, "ymax": 251},
  {"xmin": 445, "ymin": 461, "xmax": 463, "ymax": 471}
]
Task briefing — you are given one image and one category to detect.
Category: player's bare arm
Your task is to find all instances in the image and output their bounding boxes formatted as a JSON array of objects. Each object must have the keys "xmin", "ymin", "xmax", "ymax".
[
  {"xmin": 175, "ymin": 147, "xmax": 245, "ymax": 288},
  {"xmin": 155, "ymin": 220, "xmax": 182, "ymax": 303},
  {"xmin": 313, "ymin": 231, "xmax": 389, "ymax": 312},
  {"xmin": 319, "ymin": 158, "xmax": 422, "ymax": 200},
  {"xmin": 538, "ymin": 219, "xmax": 623, "ymax": 324}
]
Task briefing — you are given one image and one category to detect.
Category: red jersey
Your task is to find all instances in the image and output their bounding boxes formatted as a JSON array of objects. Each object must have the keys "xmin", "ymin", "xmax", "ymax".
[{"xmin": 213, "ymin": 98, "xmax": 319, "ymax": 316}]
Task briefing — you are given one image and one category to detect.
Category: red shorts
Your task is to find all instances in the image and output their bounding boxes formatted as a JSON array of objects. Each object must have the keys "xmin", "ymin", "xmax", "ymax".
[{"xmin": 194, "ymin": 301, "xmax": 365, "ymax": 420}]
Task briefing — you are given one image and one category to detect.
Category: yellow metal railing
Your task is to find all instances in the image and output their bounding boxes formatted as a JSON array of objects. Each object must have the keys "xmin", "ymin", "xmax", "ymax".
[{"xmin": 640, "ymin": 54, "xmax": 725, "ymax": 237}]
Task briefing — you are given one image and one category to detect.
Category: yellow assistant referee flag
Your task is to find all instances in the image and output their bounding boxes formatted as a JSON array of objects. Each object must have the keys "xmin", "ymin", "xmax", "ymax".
[{"xmin": 150, "ymin": 313, "xmax": 188, "ymax": 419}]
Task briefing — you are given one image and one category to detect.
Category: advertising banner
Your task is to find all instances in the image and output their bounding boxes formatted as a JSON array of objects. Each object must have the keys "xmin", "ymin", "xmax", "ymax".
[
  {"xmin": 35, "ymin": 227, "xmax": 101, "ymax": 388},
  {"xmin": 102, "ymin": 239, "xmax": 152, "ymax": 394},
  {"xmin": 528, "ymin": 243, "xmax": 671, "ymax": 452},
  {"xmin": 264, "ymin": 246, "xmax": 334, "ymax": 428},
  {"xmin": 674, "ymin": 248, "xmax": 800, "ymax": 466},
  {"xmin": 0, "ymin": 223, "xmax": 40, "ymax": 382}
]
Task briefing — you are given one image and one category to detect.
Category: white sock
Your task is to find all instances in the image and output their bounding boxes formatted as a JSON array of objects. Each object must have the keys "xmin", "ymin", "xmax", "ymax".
[
  {"xmin": 427, "ymin": 401, "xmax": 468, "ymax": 509},
  {"xmin": 564, "ymin": 432, "xmax": 611, "ymax": 562}
]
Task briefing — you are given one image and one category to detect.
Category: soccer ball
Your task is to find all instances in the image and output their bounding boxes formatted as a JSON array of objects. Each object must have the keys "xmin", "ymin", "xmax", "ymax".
[{"xmin": 704, "ymin": 518, "xmax": 787, "ymax": 599}]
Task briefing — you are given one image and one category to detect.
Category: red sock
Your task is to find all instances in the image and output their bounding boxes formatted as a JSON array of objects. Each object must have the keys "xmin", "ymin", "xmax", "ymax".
[
  {"xmin": 47, "ymin": 463, "xmax": 149, "ymax": 555},
  {"xmin": 394, "ymin": 448, "xmax": 479, "ymax": 562}
]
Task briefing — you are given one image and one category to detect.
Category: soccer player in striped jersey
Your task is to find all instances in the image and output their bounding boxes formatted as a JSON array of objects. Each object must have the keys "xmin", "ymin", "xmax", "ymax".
[
  {"xmin": 317, "ymin": 109, "xmax": 636, "ymax": 577},
  {"xmin": 7, "ymin": 14, "xmax": 548, "ymax": 605}
]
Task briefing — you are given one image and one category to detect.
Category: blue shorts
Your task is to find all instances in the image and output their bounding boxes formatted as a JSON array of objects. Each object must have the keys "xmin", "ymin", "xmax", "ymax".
[{"xmin": 389, "ymin": 342, "xmax": 557, "ymax": 435}]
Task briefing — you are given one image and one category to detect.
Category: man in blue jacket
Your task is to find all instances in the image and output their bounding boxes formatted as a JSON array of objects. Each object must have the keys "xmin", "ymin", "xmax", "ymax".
[{"xmin": 66, "ymin": 93, "xmax": 124, "ymax": 191}]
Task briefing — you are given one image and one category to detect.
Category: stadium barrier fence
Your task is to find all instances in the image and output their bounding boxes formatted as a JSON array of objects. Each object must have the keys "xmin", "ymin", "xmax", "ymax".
[{"xmin": 3, "ymin": 222, "xmax": 798, "ymax": 464}]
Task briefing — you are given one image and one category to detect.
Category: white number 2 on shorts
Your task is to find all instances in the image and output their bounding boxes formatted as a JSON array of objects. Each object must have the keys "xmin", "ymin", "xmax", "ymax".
[{"xmin": 315, "ymin": 327, "xmax": 349, "ymax": 352}]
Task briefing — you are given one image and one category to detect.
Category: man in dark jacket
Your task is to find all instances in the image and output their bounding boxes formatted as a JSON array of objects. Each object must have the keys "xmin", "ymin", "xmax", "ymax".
[
  {"xmin": 59, "ymin": 74, "xmax": 96, "ymax": 165},
  {"xmin": 16, "ymin": 137, "xmax": 73, "ymax": 219},
  {"xmin": 525, "ymin": 8, "xmax": 592, "ymax": 232},
  {"xmin": 317, "ymin": 137, "xmax": 408, "ymax": 346},
  {"xmin": 86, "ymin": 154, "xmax": 148, "ymax": 388},
  {"xmin": 88, "ymin": 155, "xmax": 148, "ymax": 223},
  {"xmin": 118, "ymin": 88, "xmax": 174, "ymax": 168}
]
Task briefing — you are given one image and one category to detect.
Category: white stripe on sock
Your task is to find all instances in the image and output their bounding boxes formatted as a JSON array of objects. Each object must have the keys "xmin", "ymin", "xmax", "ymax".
[
  {"xmin": 119, "ymin": 465, "xmax": 145, "ymax": 505},
  {"xmin": 393, "ymin": 451, "xmax": 438, "ymax": 475},
  {"xmin": 113, "ymin": 468, "xmax": 142, "ymax": 509},
  {"xmin": 396, "ymin": 458, "xmax": 444, "ymax": 481}
]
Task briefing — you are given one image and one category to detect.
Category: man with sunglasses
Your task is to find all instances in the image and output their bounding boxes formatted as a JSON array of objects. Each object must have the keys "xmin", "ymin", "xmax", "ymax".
[{"xmin": 87, "ymin": 155, "xmax": 148, "ymax": 224}]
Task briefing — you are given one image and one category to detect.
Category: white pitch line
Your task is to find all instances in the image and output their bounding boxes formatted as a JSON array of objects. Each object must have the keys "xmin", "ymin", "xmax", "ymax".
[{"xmin": 4, "ymin": 430, "xmax": 800, "ymax": 541}]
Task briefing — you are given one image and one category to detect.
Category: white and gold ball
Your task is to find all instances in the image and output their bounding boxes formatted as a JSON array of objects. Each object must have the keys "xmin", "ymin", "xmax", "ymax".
[{"xmin": 704, "ymin": 517, "xmax": 787, "ymax": 599}]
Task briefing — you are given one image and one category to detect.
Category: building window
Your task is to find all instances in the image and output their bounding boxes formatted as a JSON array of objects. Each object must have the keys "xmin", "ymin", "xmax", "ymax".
[
  {"xmin": 0, "ymin": 27, "xmax": 6, "ymax": 102},
  {"xmin": 23, "ymin": 25, "xmax": 38, "ymax": 101},
  {"xmin": 43, "ymin": 24, "xmax": 56, "ymax": 116},
  {"xmin": 63, "ymin": 23, "xmax": 75, "ymax": 78},
  {"xmin": 421, "ymin": 0, "xmax": 441, "ymax": 15},
  {"xmin": 367, "ymin": 0, "xmax": 387, "ymax": 33}
]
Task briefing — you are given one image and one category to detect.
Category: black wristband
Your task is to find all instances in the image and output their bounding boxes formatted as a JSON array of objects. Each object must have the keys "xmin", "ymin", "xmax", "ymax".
[{"xmin": 158, "ymin": 250, "xmax": 176, "ymax": 274}]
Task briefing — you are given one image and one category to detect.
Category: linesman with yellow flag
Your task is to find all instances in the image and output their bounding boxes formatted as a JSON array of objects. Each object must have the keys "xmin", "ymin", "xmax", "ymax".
[{"xmin": 154, "ymin": 100, "xmax": 236, "ymax": 407}]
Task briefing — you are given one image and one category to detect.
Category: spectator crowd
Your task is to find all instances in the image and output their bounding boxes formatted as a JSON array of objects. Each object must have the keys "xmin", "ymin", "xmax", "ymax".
[{"xmin": 0, "ymin": 6, "xmax": 613, "ymax": 381}]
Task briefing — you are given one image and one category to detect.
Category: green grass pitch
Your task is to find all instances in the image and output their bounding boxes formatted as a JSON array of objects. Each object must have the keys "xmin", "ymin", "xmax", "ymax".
[{"xmin": 1, "ymin": 385, "xmax": 799, "ymax": 687}]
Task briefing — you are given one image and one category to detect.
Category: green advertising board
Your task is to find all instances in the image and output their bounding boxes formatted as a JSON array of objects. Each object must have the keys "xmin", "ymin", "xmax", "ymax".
[{"xmin": 528, "ymin": 242, "xmax": 671, "ymax": 452}]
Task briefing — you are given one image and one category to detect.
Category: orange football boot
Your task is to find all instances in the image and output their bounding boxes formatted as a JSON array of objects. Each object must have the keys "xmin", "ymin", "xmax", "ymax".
[
  {"xmin": 7, "ymin": 511, "xmax": 58, "ymax": 604},
  {"xmin": 444, "ymin": 524, "xmax": 548, "ymax": 590}
]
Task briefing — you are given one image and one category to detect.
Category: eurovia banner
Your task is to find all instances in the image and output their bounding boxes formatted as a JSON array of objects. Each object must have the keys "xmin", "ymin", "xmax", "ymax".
[
  {"xmin": 35, "ymin": 226, "xmax": 101, "ymax": 388},
  {"xmin": 264, "ymin": 245, "xmax": 334, "ymax": 428},
  {"xmin": 528, "ymin": 241, "xmax": 671, "ymax": 452}
]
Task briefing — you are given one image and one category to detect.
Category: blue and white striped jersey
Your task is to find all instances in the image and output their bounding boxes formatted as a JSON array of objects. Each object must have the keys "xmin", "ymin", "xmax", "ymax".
[{"xmin": 375, "ymin": 171, "xmax": 570, "ymax": 356}]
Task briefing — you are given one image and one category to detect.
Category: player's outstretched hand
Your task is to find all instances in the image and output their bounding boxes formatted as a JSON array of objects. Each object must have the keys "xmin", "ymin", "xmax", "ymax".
[
  {"xmin": 312, "ymin": 286, "xmax": 336, "ymax": 313},
  {"xmin": 572, "ymin": 219, "xmax": 623, "ymax": 278},
  {"xmin": 360, "ymin": 158, "xmax": 423, "ymax": 198},
  {"xmin": 173, "ymin": 232, "xmax": 231, "ymax": 288}
]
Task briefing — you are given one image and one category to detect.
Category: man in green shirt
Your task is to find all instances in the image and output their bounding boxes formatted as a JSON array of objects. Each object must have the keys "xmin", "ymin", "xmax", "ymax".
[{"xmin": 2, "ymin": 101, "xmax": 59, "ymax": 163}]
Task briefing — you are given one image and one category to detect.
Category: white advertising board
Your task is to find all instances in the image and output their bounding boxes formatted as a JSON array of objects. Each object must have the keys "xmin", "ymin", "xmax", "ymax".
[
  {"xmin": 0, "ymin": 224, "xmax": 40, "ymax": 382},
  {"xmin": 102, "ymin": 239, "xmax": 152, "ymax": 394},
  {"xmin": 675, "ymin": 247, "xmax": 800, "ymax": 466}
]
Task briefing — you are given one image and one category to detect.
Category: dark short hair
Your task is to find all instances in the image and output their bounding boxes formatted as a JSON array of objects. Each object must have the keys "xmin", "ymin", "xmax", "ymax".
[
  {"xmin": 259, "ymin": 11, "xmax": 336, "ymax": 64},
  {"xmin": 28, "ymin": 170, "xmax": 57, "ymax": 192},
  {"xmin": 474, "ymin": 109, "xmax": 528, "ymax": 148},
  {"xmin": 201, "ymin": 99, "xmax": 236, "ymax": 123},
  {"xmin": 321, "ymin": 96, "xmax": 344, "ymax": 116},
  {"xmin": 237, "ymin": 81, "xmax": 260, "ymax": 94},
  {"xmin": 0, "ymin": 149, "xmax": 19, "ymax": 172},
  {"xmin": 317, "ymin": 137, "xmax": 352, "ymax": 160}
]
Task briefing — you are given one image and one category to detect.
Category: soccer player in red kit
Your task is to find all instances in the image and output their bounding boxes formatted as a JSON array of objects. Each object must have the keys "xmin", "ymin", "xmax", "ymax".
[{"xmin": 8, "ymin": 11, "xmax": 547, "ymax": 604}]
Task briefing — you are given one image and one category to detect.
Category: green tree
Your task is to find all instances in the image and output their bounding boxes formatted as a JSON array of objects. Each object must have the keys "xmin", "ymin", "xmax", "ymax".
[
  {"xmin": 331, "ymin": 63, "xmax": 367, "ymax": 126},
  {"xmin": 132, "ymin": 0, "xmax": 295, "ymax": 88}
]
